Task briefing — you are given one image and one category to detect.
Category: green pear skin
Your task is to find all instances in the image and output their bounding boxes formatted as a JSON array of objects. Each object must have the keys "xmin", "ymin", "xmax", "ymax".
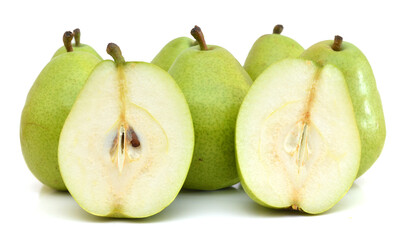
[
  {"xmin": 300, "ymin": 39, "xmax": 386, "ymax": 177},
  {"xmin": 52, "ymin": 44, "xmax": 102, "ymax": 59},
  {"xmin": 151, "ymin": 37, "xmax": 196, "ymax": 71},
  {"xmin": 244, "ymin": 25, "xmax": 304, "ymax": 80},
  {"xmin": 169, "ymin": 45, "xmax": 252, "ymax": 190},
  {"xmin": 20, "ymin": 51, "xmax": 101, "ymax": 190}
]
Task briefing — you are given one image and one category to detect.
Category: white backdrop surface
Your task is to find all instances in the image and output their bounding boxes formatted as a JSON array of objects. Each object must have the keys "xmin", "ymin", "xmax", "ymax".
[{"xmin": 1, "ymin": 0, "xmax": 407, "ymax": 239}]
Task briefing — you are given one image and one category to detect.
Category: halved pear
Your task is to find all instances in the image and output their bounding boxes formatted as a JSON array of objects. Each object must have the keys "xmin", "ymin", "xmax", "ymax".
[
  {"xmin": 236, "ymin": 59, "xmax": 361, "ymax": 214},
  {"xmin": 58, "ymin": 43, "xmax": 194, "ymax": 218}
]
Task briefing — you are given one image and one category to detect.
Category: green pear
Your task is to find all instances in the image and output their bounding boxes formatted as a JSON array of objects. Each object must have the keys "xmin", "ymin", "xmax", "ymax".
[
  {"xmin": 168, "ymin": 26, "xmax": 252, "ymax": 190},
  {"xmin": 151, "ymin": 37, "xmax": 197, "ymax": 71},
  {"xmin": 244, "ymin": 25, "xmax": 304, "ymax": 80},
  {"xmin": 52, "ymin": 28, "xmax": 102, "ymax": 59},
  {"xmin": 300, "ymin": 36, "xmax": 386, "ymax": 177},
  {"xmin": 58, "ymin": 43, "xmax": 194, "ymax": 218},
  {"xmin": 236, "ymin": 58, "xmax": 360, "ymax": 214},
  {"xmin": 20, "ymin": 31, "xmax": 102, "ymax": 190}
]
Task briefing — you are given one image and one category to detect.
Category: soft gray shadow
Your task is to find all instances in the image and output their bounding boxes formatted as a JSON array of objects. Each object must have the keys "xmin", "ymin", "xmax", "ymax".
[
  {"xmin": 324, "ymin": 182, "xmax": 365, "ymax": 214},
  {"xmin": 38, "ymin": 186, "xmax": 113, "ymax": 223},
  {"xmin": 38, "ymin": 182, "xmax": 363, "ymax": 222}
]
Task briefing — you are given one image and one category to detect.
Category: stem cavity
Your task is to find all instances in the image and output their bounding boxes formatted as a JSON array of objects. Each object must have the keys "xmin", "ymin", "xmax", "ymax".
[
  {"xmin": 191, "ymin": 25, "xmax": 208, "ymax": 51},
  {"xmin": 332, "ymin": 35, "xmax": 343, "ymax": 51},
  {"xmin": 107, "ymin": 43, "xmax": 125, "ymax": 65},
  {"xmin": 73, "ymin": 28, "xmax": 81, "ymax": 47},
  {"xmin": 273, "ymin": 24, "xmax": 284, "ymax": 34},
  {"xmin": 63, "ymin": 31, "xmax": 74, "ymax": 52}
]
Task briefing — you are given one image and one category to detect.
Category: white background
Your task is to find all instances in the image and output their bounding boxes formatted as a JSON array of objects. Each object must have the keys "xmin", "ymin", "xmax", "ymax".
[{"xmin": 1, "ymin": 0, "xmax": 408, "ymax": 239}]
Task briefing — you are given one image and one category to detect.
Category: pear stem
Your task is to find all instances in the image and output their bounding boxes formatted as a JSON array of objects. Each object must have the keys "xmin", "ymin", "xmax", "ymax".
[
  {"xmin": 332, "ymin": 35, "xmax": 343, "ymax": 51},
  {"xmin": 191, "ymin": 26, "xmax": 208, "ymax": 51},
  {"xmin": 63, "ymin": 31, "xmax": 74, "ymax": 52},
  {"xmin": 73, "ymin": 28, "xmax": 81, "ymax": 47},
  {"xmin": 107, "ymin": 43, "xmax": 125, "ymax": 65},
  {"xmin": 273, "ymin": 24, "xmax": 283, "ymax": 34}
]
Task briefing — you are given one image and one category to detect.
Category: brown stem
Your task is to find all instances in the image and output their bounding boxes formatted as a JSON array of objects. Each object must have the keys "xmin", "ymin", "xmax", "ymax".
[
  {"xmin": 191, "ymin": 25, "xmax": 208, "ymax": 51},
  {"xmin": 107, "ymin": 43, "xmax": 125, "ymax": 65},
  {"xmin": 73, "ymin": 28, "xmax": 81, "ymax": 47},
  {"xmin": 332, "ymin": 35, "xmax": 343, "ymax": 51},
  {"xmin": 273, "ymin": 24, "xmax": 284, "ymax": 34},
  {"xmin": 63, "ymin": 31, "xmax": 74, "ymax": 52}
]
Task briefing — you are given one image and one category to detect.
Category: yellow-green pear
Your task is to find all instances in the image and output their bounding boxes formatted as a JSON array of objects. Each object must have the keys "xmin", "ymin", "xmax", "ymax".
[
  {"xmin": 300, "ymin": 36, "xmax": 386, "ymax": 177},
  {"xmin": 169, "ymin": 26, "xmax": 252, "ymax": 190},
  {"xmin": 52, "ymin": 28, "xmax": 102, "ymax": 59},
  {"xmin": 151, "ymin": 37, "xmax": 197, "ymax": 71},
  {"xmin": 244, "ymin": 25, "xmax": 304, "ymax": 80},
  {"xmin": 58, "ymin": 43, "xmax": 194, "ymax": 218},
  {"xmin": 20, "ymin": 31, "xmax": 102, "ymax": 190},
  {"xmin": 236, "ymin": 58, "xmax": 360, "ymax": 214}
]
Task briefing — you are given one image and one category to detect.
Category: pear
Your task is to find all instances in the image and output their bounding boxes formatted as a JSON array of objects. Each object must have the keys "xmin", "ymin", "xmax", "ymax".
[
  {"xmin": 168, "ymin": 26, "xmax": 252, "ymax": 190},
  {"xmin": 52, "ymin": 28, "xmax": 102, "ymax": 59},
  {"xmin": 20, "ymin": 31, "xmax": 102, "ymax": 190},
  {"xmin": 236, "ymin": 58, "xmax": 361, "ymax": 214},
  {"xmin": 300, "ymin": 36, "xmax": 386, "ymax": 177},
  {"xmin": 58, "ymin": 43, "xmax": 194, "ymax": 218},
  {"xmin": 151, "ymin": 37, "xmax": 197, "ymax": 71},
  {"xmin": 244, "ymin": 25, "xmax": 304, "ymax": 80}
]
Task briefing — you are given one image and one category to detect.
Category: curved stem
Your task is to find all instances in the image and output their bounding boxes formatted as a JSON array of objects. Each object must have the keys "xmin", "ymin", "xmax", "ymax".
[
  {"xmin": 73, "ymin": 28, "xmax": 81, "ymax": 47},
  {"xmin": 63, "ymin": 31, "xmax": 74, "ymax": 52},
  {"xmin": 107, "ymin": 43, "xmax": 125, "ymax": 65},
  {"xmin": 332, "ymin": 35, "xmax": 343, "ymax": 51},
  {"xmin": 191, "ymin": 25, "xmax": 208, "ymax": 51},
  {"xmin": 273, "ymin": 24, "xmax": 283, "ymax": 34}
]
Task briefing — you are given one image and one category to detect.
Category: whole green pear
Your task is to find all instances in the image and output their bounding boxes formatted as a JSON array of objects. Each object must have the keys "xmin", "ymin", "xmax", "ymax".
[
  {"xmin": 20, "ymin": 31, "xmax": 102, "ymax": 190},
  {"xmin": 168, "ymin": 26, "xmax": 252, "ymax": 190},
  {"xmin": 52, "ymin": 29, "xmax": 102, "ymax": 59},
  {"xmin": 244, "ymin": 25, "xmax": 304, "ymax": 80},
  {"xmin": 151, "ymin": 37, "xmax": 197, "ymax": 71},
  {"xmin": 300, "ymin": 36, "xmax": 386, "ymax": 177}
]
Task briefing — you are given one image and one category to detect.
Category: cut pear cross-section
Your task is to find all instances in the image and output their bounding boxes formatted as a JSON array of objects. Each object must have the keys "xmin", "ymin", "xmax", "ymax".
[
  {"xmin": 59, "ymin": 53, "xmax": 194, "ymax": 218},
  {"xmin": 236, "ymin": 59, "xmax": 360, "ymax": 214}
]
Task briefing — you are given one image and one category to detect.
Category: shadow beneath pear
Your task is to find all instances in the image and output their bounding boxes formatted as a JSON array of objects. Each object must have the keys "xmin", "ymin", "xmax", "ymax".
[
  {"xmin": 38, "ymin": 186, "xmax": 112, "ymax": 223},
  {"xmin": 324, "ymin": 182, "xmax": 365, "ymax": 214},
  {"xmin": 38, "ymin": 181, "xmax": 364, "ymax": 222}
]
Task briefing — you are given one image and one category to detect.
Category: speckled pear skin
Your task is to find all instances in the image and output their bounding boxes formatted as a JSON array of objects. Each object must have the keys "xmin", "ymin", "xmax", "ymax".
[
  {"xmin": 301, "ymin": 40, "xmax": 386, "ymax": 177},
  {"xmin": 151, "ymin": 37, "xmax": 197, "ymax": 71},
  {"xmin": 244, "ymin": 33, "xmax": 304, "ymax": 80},
  {"xmin": 52, "ymin": 44, "xmax": 102, "ymax": 60},
  {"xmin": 169, "ymin": 45, "xmax": 252, "ymax": 190},
  {"xmin": 20, "ymin": 52, "xmax": 101, "ymax": 190}
]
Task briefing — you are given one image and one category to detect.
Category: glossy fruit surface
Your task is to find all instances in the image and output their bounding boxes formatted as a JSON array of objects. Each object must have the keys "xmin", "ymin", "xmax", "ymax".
[
  {"xmin": 169, "ymin": 26, "xmax": 252, "ymax": 190},
  {"xmin": 151, "ymin": 37, "xmax": 196, "ymax": 71},
  {"xmin": 244, "ymin": 25, "xmax": 304, "ymax": 80},
  {"xmin": 20, "ymin": 31, "xmax": 101, "ymax": 190}
]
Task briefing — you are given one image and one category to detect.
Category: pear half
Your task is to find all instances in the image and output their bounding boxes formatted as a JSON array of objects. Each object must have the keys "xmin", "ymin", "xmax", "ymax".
[
  {"xmin": 236, "ymin": 59, "xmax": 360, "ymax": 214},
  {"xmin": 58, "ymin": 44, "xmax": 194, "ymax": 218}
]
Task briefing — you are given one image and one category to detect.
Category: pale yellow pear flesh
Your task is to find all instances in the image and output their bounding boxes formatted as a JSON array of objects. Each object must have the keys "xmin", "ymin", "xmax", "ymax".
[
  {"xmin": 236, "ymin": 59, "xmax": 360, "ymax": 214},
  {"xmin": 58, "ymin": 61, "xmax": 194, "ymax": 218}
]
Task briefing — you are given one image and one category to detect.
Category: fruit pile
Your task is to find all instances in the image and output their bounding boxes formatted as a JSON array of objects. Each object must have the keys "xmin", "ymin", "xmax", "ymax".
[{"xmin": 20, "ymin": 25, "xmax": 385, "ymax": 217}]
